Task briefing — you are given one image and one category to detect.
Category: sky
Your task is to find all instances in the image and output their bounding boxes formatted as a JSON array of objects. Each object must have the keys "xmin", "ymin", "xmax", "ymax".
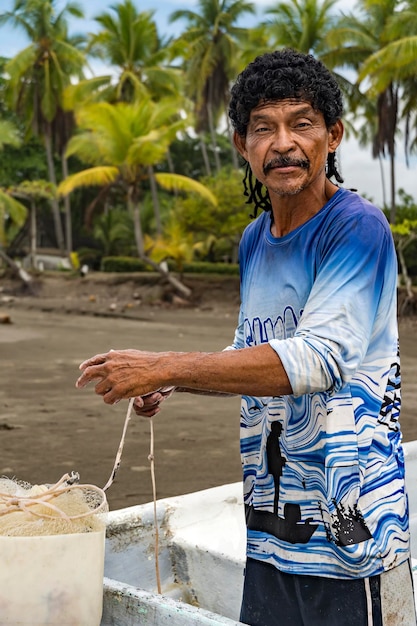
[{"xmin": 0, "ymin": 0, "xmax": 416, "ymax": 207}]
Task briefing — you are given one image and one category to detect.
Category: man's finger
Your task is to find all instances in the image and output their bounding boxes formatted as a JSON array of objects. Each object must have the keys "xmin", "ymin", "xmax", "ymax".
[
  {"xmin": 78, "ymin": 352, "xmax": 109, "ymax": 370},
  {"xmin": 75, "ymin": 367, "xmax": 104, "ymax": 388},
  {"xmin": 133, "ymin": 396, "xmax": 145, "ymax": 409},
  {"xmin": 134, "ymin": 405, "xmax": 160, "ymax": 418}
]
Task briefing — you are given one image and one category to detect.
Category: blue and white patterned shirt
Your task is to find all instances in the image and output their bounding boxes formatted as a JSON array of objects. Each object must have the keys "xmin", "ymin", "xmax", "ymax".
[{"xmin": 230, "ymin": 188, "xmax": 409, "ymax": 578}]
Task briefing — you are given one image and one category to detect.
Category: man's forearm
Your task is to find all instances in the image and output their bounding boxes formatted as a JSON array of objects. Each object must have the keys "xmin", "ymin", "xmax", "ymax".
[
  {"xmin": 76, "ymin": 343, "xmax": 293, "ymax": 404},
  {"xmin": 149, "ymin": 344, "xmax": 293, "ymax": 397}
]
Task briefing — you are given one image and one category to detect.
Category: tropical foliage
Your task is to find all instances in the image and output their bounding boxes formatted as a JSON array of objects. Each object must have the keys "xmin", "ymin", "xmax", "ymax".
[
  {"xmin": 57, "ymin": 96, "xmax": 217, "ymax": 287},
  {"xmin": 0, "ymin": 0, "xmax": 86, "ymax": 253},
  {"xmin": 0, "ymin": 0, "xmax": 416, "ymax": 291}
]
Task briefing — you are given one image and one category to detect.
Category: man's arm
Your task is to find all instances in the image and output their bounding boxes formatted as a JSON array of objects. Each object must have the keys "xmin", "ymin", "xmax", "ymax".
[
  {"xmin": 131, "ymin": 385, "xmax": 236, "ymax": 418},
  {"xmin": 76, "ymin": 343, "xmax": 293, "ymax": 405}
]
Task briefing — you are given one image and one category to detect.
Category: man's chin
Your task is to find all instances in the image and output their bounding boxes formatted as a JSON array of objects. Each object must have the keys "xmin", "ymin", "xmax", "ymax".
[{"xmin": 270, "ymin": 184, "xmax": 306, "ymax": 197}]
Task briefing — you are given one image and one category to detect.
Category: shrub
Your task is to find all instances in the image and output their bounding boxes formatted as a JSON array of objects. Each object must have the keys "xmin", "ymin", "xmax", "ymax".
[
  {"xmin": 101, "ymin": 256, "xmax": 153, "ymax": 272},
  {"xmin": 101, "ymin": 256, "xmax": 239, "ymax": 275},
  {"xmin": 168, "ymin": 261, "xmax": 239, "ymax": 275}
]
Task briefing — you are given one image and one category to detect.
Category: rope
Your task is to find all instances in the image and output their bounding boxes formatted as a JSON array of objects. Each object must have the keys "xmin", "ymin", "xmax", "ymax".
[
  {"xmin": 102, "ymin": 397, "xmax": 134, "ymax": 492},
  {"xmin": 102, "ymin": 396, "xmax": 162, "ymax": 593},
  {"xmin": 148, "ymin": 416, "xmax": 162, "ymax": 593},
  {"xmin": 0, "ymin": 473, "xmax": 107, "ymax": 520}
]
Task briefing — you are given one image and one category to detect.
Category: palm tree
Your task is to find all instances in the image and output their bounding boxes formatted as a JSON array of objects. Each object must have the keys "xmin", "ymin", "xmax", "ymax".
[
  {"xmin": 93, "ymin": 208, "xmax": 134, "ymax": 257},
  {"xmin": 87, "ymin": 0, "xmax": 182, "ymax": 103},
  {"xmin": 356, "ymin": 0, "xmax": 417, "ymax": 176},
  {"xmin": 402, "ymin": 78, "xmax": 417, "ymax": 166},
  {"xmin": 170, "ymin": 0, "xmax": 255, "ymax": 173},
  {"xmin": 0, "ymin": 0, "xmax": 86, "ymax": 252},
  {"xmin": 236, "ymin": 25, "xmax": 271, "ymax": 70},
  {"xmin": 0, "ymin": 118, "xmax": 31, "ymax": 284},
  {"xmin": 261, "ymin": 0, "xmax": 361, "ymax": 119},
  {"xmin": 83, "ymin": 0, "xmax": 185, "ymax": 233},
  {"xmin": 0, "ymin": 118, "xmax": 20, "ymax": 151},
  {"xmin": 326, "ymin": 0, "xmax": 402, "ymax": 222},
  {"xmin": 263, "ymin": 0, "xmax": 339, "ymax": 55},
  {"xmin": 0, "ymin": 191, "xmax": 27, "ymax": 248},
  {"xmin": 260, "ymin": 0, "xmax": 362, "ymax": 187},
  {"xmin": 8, "ymin": 180, "xmax": 56, "ymax": 268},
  {"xmin": 0, "ymin": 118, "xmax": 26, "ymax": 246},
  {"xmin": 358, "ymin": 0, "xmax": 417, "ymax": 85},
  {"xmin": 58, "ymin": 97, "xmax": 217, "ymax": 297}
]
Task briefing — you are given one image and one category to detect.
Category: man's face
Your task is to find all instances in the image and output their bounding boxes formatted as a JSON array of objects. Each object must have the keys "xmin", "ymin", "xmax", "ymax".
[{"xmin": 234, "ymin": 99, "xmax": 343, "ymax": 199}]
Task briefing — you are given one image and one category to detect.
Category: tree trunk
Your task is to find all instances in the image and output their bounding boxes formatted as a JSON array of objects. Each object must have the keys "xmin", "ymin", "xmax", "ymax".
[
  {"xmin": 231, "ymin": 234, "xmax": 239, "ymax": 264},
  {"xmin": 199, "ymin": 135, "xmax": 212, "ymax": 177},
  {"xmin": 166, "ymin": 149, "xmax": 178, "ymax": 198},
  {"xmin": 166, "ymin": 148, "xmax": 175, "ymax": 175},
  {"xmin": 132, "ymin": 202, "xmax": 145, "ymax": 259},
  {"xmin": 226, "ymin": 115, "xmax": 239, "ymax": 169},
  {"xmin": 62, "ymin": 153, "xmax": 73, "ymax": 255},
  {"xmin": 207, "ymin": 102, "xmax": 221, "ymax": 174},
  {"xmin": 388, "ymin": 83, "xmax": 398, "ymax": 224},
  {"xmin": 148, "ymin": 165, "xmax": 162, "ymax": 235},
  {"xmin": 378, "ymin": 154, "xmax": 387, "ymax": 209},
  {"xmin": 389, "ymin": 150, "xmax": 396, "ymax": 224},
  {"xmin": 129, "ymin": 191, "xmax": 191, "ymax": 299},
  {"xmin": 30, "ymin": 200, "xmax": 37, "ymax": 269},
  {"xmin": 44, "ymin": 124, "xmax": 65, "ymax": 252}
]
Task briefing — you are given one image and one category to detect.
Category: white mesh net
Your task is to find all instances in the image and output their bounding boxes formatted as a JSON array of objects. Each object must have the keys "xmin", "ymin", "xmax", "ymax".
[{"xmin": 0, "ymin": 472, "xmax": 108, "ymax": 536}]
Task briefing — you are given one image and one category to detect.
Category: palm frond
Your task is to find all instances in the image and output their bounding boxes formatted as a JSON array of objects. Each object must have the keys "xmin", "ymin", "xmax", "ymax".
[
  {"xmin": 155, "ymin": 173, "xmax": 217, "ymax": 205},
  {"xmin": 0, "ymin": 190, "xmax": 27, "ymax": 245},
  {"xmin": 58, "ymin": 166, "xmax": 119, "ymax": 196}
]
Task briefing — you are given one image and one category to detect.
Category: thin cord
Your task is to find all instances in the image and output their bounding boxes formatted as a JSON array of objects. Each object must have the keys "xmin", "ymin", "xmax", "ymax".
[
  {"xmin": 102, "ymin": 398, "xmax": 134, "ymax": 492},
  {"xmin": 148, "ymin": 417, "xmax": 161, "ymax": 594},
  {"xmin": 103, "ymin": 398, "xmax": 162, "ymax": 594}
]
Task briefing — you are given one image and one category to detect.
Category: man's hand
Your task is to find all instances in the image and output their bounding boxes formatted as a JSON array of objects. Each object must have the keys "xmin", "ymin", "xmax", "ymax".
[
  {"xmin": 133, "ymin": 387, "xmax": 176, "ymax": 417},
  {"xmin": 75, "ymin": 349, "xmax": 172, "ymax": 405},
  {"xmin": 75, "ymin": 344, "xmax": 290, "ymax": 404}
]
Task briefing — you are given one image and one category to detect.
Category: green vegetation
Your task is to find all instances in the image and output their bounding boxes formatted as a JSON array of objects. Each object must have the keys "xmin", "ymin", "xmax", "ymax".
[{"xmin": 0, "ymin": 0, "xmax": 416, "ymax": 288}]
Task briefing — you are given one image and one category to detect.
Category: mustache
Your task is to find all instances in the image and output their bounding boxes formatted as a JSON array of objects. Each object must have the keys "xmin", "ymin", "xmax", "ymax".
[{"xmin": 263, "ymin": 156, "xmax": 310, "ymax": 174}]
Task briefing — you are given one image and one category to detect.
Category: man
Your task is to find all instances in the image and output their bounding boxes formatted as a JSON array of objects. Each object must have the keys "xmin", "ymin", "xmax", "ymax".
[{"xmin": 76, "ymin": 50, "xmax": 416, "ymax": 625}]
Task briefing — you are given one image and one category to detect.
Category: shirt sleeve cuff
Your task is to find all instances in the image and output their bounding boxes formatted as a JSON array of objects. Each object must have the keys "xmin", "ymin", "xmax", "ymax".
[{"xmin": 269, "ymin": 336, "xmax": 336, "ymax": 396}]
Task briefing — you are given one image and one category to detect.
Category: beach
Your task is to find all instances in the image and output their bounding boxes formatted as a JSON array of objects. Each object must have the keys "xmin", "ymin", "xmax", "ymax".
[{"xmin": 0, "ymin": 273, "xmax": 416, "ymax": 512}]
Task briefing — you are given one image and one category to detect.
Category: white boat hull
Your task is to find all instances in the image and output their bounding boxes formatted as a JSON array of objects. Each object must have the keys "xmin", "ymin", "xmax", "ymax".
[{"xmin": 101, "ymin": 440, "xmax": 417, "ymax": 625}]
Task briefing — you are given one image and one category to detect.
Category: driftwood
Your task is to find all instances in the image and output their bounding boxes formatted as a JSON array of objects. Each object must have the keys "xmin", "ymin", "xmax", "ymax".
[
  {"xmin": 140, "ymin": 254, "xmax": 192, "ymax": 299},
  {"xmin": 0, "ymin": 247, "xmax": 33, "ymax": 290}
]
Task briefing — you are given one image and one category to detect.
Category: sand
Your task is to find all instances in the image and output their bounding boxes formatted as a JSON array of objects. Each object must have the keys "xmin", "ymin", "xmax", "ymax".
[{"xmin": 0, "ymin": 273, "xmax": 416, "ymax": 512}]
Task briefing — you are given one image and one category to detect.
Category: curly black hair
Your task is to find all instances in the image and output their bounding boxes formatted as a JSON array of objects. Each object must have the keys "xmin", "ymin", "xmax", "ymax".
[{"xmin": 228, "ymin": 49, "xmax": 344, "ymax": 216}]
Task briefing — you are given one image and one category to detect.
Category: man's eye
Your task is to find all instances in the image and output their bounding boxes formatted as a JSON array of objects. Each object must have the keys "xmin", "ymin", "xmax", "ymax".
[{"xmin": 255, "ymin": 126, "xmax": 269, "ymax": 133}]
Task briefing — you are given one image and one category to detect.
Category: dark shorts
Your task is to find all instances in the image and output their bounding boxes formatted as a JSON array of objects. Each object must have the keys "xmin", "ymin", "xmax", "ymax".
[{"xmin": 240, "ymin": 557, "xmax": 416, "ymax": 626}]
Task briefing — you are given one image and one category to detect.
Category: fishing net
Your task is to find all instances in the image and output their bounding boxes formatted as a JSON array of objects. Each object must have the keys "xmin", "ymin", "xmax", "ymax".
[
  {"xmin": 0, "ymin": 396, "xmax": 136, "ymax": 540},
  {"xmin": 0, "ymin": 471, "xmax": 108, "ymax": 537}
]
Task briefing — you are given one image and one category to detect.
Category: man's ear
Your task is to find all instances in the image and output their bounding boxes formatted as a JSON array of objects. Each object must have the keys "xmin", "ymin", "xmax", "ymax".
[
  {"xmin": 233, "ymin": 131, "xmax": 248, "ymax": 159},
  {"xmin": 328, "ymin": 119, "xmax": 344, "ymax": 154}
]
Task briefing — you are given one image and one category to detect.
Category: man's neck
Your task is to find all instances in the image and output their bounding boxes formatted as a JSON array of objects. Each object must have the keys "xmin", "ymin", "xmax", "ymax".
[{"xmin": 270, "ymin": 180, "xmax": 339, "ymax": 238}]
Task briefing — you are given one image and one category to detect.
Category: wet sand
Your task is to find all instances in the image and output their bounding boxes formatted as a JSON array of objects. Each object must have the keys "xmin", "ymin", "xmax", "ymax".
[{"xmin": 0, "ymin": 280, "xmax": 416, "ymax": 512}]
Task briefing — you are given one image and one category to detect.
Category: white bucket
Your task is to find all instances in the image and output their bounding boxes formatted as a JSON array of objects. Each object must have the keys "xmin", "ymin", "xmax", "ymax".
[{"xmin": 0, "ymin": 529, "xmax": 105, "ymax": 625}]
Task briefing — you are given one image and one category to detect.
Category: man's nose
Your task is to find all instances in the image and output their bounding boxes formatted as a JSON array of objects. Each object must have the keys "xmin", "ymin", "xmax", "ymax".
[{"xmin": 270, "ymin": 127, "xmax": 295, "ymax": 152}]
